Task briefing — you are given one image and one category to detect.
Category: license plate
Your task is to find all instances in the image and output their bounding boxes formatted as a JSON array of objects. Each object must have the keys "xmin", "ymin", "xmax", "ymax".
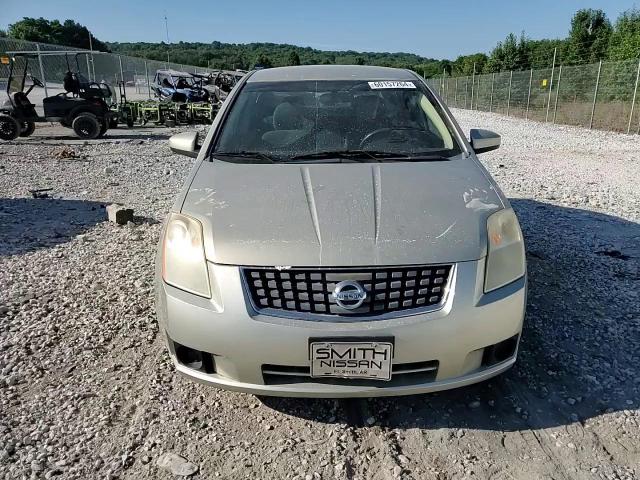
[{"xmin": 310, "ymin": 341, "xmax": 393, "ymax": 381}]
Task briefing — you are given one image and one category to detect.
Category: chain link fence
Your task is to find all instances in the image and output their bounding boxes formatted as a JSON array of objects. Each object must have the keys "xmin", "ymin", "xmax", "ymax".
[
  {"xmin": 0, "ymin": 37, "xmax": 219, "ymax": 110},
  {"xmin": 427, "ymin": 58, "xmax": 640, "ymax": 135}
]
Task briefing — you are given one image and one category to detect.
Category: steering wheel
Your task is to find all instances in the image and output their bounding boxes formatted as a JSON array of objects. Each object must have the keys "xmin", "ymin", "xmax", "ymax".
[
  {"xmin": 359, "ymin": 127, "xmax": 427, "ymax": 149},
  {"xmin": 29, "ymin": 76, "xmax": 45, "ymax": 88}
]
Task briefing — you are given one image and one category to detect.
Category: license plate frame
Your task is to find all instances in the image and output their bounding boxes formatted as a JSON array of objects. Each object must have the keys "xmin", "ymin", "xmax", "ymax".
[{"xmin": 309, "ymin": 338, "xmax": 394, "ymax": 381}]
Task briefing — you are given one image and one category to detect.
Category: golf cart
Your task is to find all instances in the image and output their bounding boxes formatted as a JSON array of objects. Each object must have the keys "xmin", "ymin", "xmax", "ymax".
[
  {"xmin": 151, "ymin": 69, "xmax": 209, "ymax": 103},
  {"xmin": 0, "ymin": 52, "xmax": 114, "ymax": 140}
]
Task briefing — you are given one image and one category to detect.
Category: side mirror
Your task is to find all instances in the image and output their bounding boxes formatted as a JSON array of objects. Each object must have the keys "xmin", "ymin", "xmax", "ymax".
[
  {"xmin": 470, "ymin": 129, "xmax": 501, "ymax": 154},
  {"xmin": 169, "ymin": 132, "xmax": 200, "ymax": 158}
]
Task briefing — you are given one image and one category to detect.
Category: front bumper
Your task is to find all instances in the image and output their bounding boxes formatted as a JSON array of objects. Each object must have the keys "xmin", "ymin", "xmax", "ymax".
[{"xmin": 156, "ymin": 259, "xmax": 526, "ymax": 398}]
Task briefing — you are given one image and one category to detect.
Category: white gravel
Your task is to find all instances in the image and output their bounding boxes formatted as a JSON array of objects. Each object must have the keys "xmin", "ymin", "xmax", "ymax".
[{"xmin": 0, "ymin": 114, "xmax": 638, "ymax": 480}]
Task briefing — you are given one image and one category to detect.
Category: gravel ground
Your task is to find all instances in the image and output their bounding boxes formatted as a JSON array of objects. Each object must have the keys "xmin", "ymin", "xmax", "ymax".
[{"xmin": 0, "ymin": 112, "xmax": 638, "ymax": 480}]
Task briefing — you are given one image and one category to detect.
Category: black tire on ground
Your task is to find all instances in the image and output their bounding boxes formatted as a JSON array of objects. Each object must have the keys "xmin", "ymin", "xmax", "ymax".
[
  {"xmin": 97, "ymin": 119, "xmax": 108, "ymax": 138},
  {"xmin": 164, "ymin": 119, "xmax": 176, "ymax": 128},
  {"xmin": 0, "ymin": 114, "xmax": 21, "ymax": 141},
  {"xmin": 109, "ymin": 117, "xmax": 119, "ymax": 129},
  {"xmin": 126, "ymin": 117, "xmax": 134, "ymax": 128},
  {"xmin": 71, "ymin": 113, "xmax": 101, "ymax": 139},
  {"xmin": 19, "ymin": 120, "xmax": 36, "ymax": 137}
]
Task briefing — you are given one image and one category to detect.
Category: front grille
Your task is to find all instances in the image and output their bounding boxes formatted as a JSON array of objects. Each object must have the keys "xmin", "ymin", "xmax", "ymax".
[
  {"xmin": 243, "ymin": 265, "xmax": 453, "ymax": 318},
  {"xmin": 262, "ymin": 360, "xmax": 439, "ymax": 386}
]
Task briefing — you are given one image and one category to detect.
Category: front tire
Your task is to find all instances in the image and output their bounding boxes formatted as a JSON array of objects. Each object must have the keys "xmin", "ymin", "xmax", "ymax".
[
  {"xmin": 72, "ymin": 113, "xmax": 101, "ymax": 139},
  {"xmin": 0, "ymin": 115, "xmax": 20, "ymax": 140},
  {"xmin": 19, "ymin": 120, "xmax": 36, "ymax": 137}
]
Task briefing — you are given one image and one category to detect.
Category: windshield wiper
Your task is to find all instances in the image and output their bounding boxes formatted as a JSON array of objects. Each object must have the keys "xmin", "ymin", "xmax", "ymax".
[
  {"xmin": 392, "ymin": 153, "xmax": 452, "ymax": 162},
  {"xmin": 212, "ymin": 151, "xmax": 277, "ymax": 163},
  {"xmin": 290, "ymin": 150, "xmax": 408, "ymax": 162}
]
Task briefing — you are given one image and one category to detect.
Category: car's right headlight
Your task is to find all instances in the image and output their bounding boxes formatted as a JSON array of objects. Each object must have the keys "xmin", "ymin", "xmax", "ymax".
[
  {"xmin": 162, "ymin": 213, "xmax": 211, "ymax": 298},
  {"xmin": 484, "ymin": 208, "xmax": 525, "ymax": 293}
]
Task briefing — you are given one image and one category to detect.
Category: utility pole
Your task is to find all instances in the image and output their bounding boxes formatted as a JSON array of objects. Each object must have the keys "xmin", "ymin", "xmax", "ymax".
[{"xmin": 164, "ymin": 14, "xmax": 171, "ymax": 65}]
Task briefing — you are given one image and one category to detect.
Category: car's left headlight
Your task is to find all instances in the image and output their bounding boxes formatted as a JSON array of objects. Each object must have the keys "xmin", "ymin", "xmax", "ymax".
[
  {"xmin": 162, "ymin": 213, "xmax": 211, "ymax": 298},
  {"xmin": 484, "ymin": 208, "xmax": 526, "ymax": 293}
]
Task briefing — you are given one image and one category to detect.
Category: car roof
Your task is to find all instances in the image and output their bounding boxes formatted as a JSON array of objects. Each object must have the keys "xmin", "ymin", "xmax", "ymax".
[{"xmin": 247, "ymin": 65, "xmax": 416, "ymax": 82}]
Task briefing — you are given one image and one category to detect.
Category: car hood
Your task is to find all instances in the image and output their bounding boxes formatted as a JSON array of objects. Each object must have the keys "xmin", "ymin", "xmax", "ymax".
[{"xmin": 183, "ymin": 157, "xmax": 504, "ymax": 267}]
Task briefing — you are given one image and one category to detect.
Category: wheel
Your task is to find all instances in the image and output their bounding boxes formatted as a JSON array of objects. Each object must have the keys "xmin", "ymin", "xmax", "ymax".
[
  {"xmin": 164, "ymin": 119, "xmax": 176, "ymax": 128},
  {"xmin": 109, "ymin": 117, "xmax": 119, "ymax": 129},
  {"xmin": 0, "ymin": 114, "xmax": 20, "ymax": 140},
  {"xmin": 19, "ymin": 120, "xmax": 36, "ymax": 137},
  {"xmin": 126, "ymin": 116, "xmax": 134, "ymax": 128},
  {"xmin": 71, "ymin": 113, "xmax": 101, "ymax": 139}
]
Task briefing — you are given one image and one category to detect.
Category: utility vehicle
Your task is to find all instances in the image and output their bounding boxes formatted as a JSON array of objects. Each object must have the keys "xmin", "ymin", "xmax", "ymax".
[{"xmin": 0, "ymin": 53, "xmax": 114, "ymax": 140}]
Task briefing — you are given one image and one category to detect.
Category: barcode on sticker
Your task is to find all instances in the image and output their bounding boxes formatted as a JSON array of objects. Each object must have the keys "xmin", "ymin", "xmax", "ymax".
[{"xmin": 368, "ymin": 81, "xmax": 416, "ymax": 89}]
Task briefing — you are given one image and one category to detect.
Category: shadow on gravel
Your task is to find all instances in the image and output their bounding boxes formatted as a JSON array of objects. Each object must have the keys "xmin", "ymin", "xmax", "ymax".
[
  {"xmin": 262, "ymin": 199, "xmax": 640, "ymax": 432},
  {"xmin": 0, "ymin": 198, "xmax": 106, "ymax": 256}
]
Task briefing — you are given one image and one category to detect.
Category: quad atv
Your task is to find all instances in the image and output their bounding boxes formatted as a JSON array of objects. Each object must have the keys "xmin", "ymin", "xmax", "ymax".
[{"xmin": 0, "ymin": 53, "xmax": 114, "ymax": 141}]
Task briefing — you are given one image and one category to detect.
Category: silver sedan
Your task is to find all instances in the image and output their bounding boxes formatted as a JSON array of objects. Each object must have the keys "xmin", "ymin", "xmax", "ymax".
[{"xmin": 156, "ymin": 65, "xmax": 526, "ymax": 397}]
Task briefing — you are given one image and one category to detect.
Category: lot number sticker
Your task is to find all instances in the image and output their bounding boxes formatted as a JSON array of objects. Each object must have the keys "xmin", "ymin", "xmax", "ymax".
[{"xmin": 368, "ymin": 81, "xmax": 416, "ymax": 89}]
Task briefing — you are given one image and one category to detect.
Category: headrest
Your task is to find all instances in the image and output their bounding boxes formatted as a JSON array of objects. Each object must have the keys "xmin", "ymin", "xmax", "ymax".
[{"xmin": 272, "ymin": 102, "xmax": 304, "ymax": 130}]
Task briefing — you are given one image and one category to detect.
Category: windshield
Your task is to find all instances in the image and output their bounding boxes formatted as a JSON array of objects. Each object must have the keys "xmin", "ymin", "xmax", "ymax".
[
  {"xmin": 213, "ymin": 79, "xmax": 462, "ymax": 162},
  {"xmin": 172, "ymin": 76, "xmax": 195, "ymax": 88}
]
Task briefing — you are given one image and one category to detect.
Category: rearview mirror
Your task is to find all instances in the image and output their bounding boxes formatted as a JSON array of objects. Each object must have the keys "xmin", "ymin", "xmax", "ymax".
[
  {"xmin": 169, "ymin": 132, "xmax": 200, "ymax": 158},
  {"xmin": 470, "ymin": 129, "xmax": 501, "ymax": 154}
]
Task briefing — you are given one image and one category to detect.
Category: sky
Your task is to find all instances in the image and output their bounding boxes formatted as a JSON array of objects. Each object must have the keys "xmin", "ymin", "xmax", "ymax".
[{"xmin": 2, "ymin": 0, "xmax": 637, "ymax": 59}]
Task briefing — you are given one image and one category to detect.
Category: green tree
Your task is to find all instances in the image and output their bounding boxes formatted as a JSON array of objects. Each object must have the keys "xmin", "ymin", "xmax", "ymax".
[
  {"xmin": 8, "ymin": 17, "xmax": 110, "ymax": 51},
  {"xmin": 608, "ymin": 8, "xmax": 640, "ymax": 60},
  {"xmin": 255, "ymin": 53, "xmax": 273, "ymax": 68},
  {"xmin": 566, "ymin": 9, "xmax": 612, "ymax": 64},
  {"xmin": 287, "ymin": 50, "xmax": 301, "ymax": 66}
]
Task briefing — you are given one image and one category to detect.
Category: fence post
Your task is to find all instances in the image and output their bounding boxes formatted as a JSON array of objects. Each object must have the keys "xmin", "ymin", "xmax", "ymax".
[
  {"xmin": 471, "ymin": 64, "xmax": 476, "ymax": 110},
  {"xmin": 525, "ymin": 69, "xmax": 533, "ymax": 119},
  {"xmin": 454, "ymin": 77, "xmax": 458, "ymax": 107},
  {"xmin": 464, "ymin": 78, "xmax": 469, "ymax": 109},
  {"xmin": 118, "ymin": 55, "xmax": 124, "ymax": 83},
  {"xmin": 545, "ymin": 47, "xmax": 557, "ymax": 122},
  {"xmin": 506, "ymin": 71, "xmax": 513, "ymax": 116},
  {"xmin": 590, "ymin": 60, "xmax": 602, "ymax": 130},
  {"xmin": 553, "ymin": 65, "xmax": 563, "ymax": 124},
  {"xmin": 144, "ymin": 60, "xmax": 150, "ymax": 99},
  {"xmin": 85, "ymin": 55, "xmax": 91, "ymax": 81},
  {"xmin": 489, "ymin": 72, "xmax": 495, "ymax": 112},
  {"xmin": 35, "ymin": 44, "xmax": 48, "ymax": 98},
  {"xmin": 627, "ymin": 58, "xmax": 640, "ymax": 135}
]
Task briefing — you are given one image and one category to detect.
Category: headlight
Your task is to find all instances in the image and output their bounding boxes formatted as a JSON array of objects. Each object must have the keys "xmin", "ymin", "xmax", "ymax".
[
  {"xmin": 162, "ymin": 213, "xmax": 211, "ymax": 298},
  {"xmin": 484, "ymin": 208, "xmax": 525, "ymax": 292}
]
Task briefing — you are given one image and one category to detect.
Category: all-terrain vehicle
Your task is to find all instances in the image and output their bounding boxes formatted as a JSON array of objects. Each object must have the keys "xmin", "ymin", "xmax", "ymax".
[
  {"xmin": 151, "ymin": 69, "xmax": 209, "ymax": 103},
  {"xmin": 0, "ymin": 53, "xmax": 114, "ymax": 140}
]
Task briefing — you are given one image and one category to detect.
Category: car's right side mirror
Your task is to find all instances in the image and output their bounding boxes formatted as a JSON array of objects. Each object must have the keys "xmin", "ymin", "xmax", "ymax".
[{"xmin": 470, "ymin": 129, "xmax": 501, "ymax": 154}]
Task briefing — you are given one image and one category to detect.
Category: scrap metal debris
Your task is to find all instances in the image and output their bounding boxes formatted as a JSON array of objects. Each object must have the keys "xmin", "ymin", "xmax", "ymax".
[
  {"xmin": 52, "ymin": 146, "xmax": 80, "ymax": 159},
  {"xmin": 29, "ymin": 188, "xmax": 53, "ymax": 199}
]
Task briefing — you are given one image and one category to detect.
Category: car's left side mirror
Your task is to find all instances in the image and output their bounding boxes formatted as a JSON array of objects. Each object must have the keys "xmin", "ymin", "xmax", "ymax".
[
  {"xmin": 169, "ymin": 132, "xmax": 200, "ymax": 158},
  {"xmin": 470, "ymin": 129, "xmax": 501, "ymax": 154}
]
